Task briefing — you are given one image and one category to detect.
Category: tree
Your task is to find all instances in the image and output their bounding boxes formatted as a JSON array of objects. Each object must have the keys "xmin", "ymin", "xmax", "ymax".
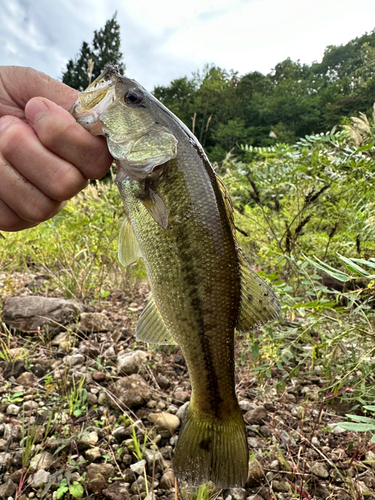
[{"xmin": 62, "ymin": 13, "xmax": 125, "ymax": 91}]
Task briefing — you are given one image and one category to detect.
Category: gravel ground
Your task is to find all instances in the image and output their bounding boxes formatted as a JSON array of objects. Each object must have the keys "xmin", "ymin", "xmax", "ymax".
[{"xmin": 0, "ymin": 272, "xmax": 374, "ymax": 500}]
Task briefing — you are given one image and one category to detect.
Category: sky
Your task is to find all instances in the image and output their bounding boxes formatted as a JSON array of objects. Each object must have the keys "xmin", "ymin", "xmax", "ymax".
[{"xmin": 1, "ymin": 0, "xmax": 375, "ymax": 91}]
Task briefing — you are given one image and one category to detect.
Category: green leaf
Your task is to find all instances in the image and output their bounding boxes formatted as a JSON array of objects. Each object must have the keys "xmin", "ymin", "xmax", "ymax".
[
  {"xmin": 364, "ymin": 405, "xmax": 375, "ymax": 412},
  {"xmin": 70, "ymin": 482, "xmax": 84, "ymax": 499},
  {"xmin": 336, "ymin": 422, "xmax": 375, "ymax": 432},
  {"xmin": 337, "ymin": 253, "xmax": 369, "ymax": 276},
  {"xmin": 56, "ymin": 485, "xmax": 69, "ymax": 499},
  {"xmin": 344, "ymin": 414, "xmax": 375, "ymax": 424}
]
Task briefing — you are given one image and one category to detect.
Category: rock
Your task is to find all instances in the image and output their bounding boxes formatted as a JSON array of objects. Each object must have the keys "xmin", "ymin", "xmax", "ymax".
[
  {"xmin": 156, "ymin": 374, "xmax": 171, "ymax": 390},
  {"xmin": 285, "ymin": 393, "xmax": 296, "ymax": 403},
  {"xmin": 328, "ymin": 423, "xmax": 346, "ymax": 434},
  {"xmin": 130, "ymin": 459, "xmax": 146, "ymax": 475},
  {"xmin": 31, "ymin": 469, "xmax": 50, "ymax": 488},
  {"xmin": 23, "ymin": 400, "xmax": 39, "ymax": 412},
  {"xmin": 311, "ymin": 436, "xmax": 320, "ymax": 447},
  {"xmin": 29, "ymin": 451, "xmax": 54, "ymax": 472},
  {"xmin": 93, "ymin": 371, "xmax": 107, "ymax": 382},
  {"xmin": 102, "ymin": 482, "xmax": 131, "ymax": 500},
  {"xmin": 244, "ymin": 406, "xmax": 268, "ymax": 425},
  {"xmin": 122, "ymin": 468, "xmax": 136, "ymax": 483},
  {"xmin": 16, "ymin": 371, "xmax": 38, "ymax": 387},
  {"xmin": 174, "ymin": 388, "xmax": 190, "ymax": 403},
  {"xmin": 85, "ymin": 447, "xmax": 102, "ymax": 462},
  {"xmin": 0, "ymin": 453, "xmax": 12, "ymax": 471},
  {"xmin": 176, "ymin": 401, "xmax": 189, "ymax": 422},
  {"xmin": 2, "ymin": 296, "xmax": 82, "ymax": 331},
  {"xmin": 228, "ymin": 488, "xmax": 246, "ymax": 500},
  {"xmin": 246, "ymin": 458, "xmax": 264, "ymax": 487},
  {"xmin": 51, "ymin": 331, "xmax": 71, "ymax": 351},
  {"xmin": 65, "ymin": 354, "xmax": 85, "ymax": 366},
  {"xmin": 110, "ymin": 375, "xmax": 152, "ymax": 409},
  {"xmin": 160, "ymin": 470, "xmax": 175, "ymax": 490},
  {"xmin": 48, "ymin": 437, "xmax": 69, "ymax": 453},
  {"xmin": 117, "ymin": 351, "xmax": 148, "ymax": 375},
  {"xmin": 365, "ymin": 450, "xmax": 375, "ymax": 468},
  {"xmin": 269, "ymin": 460, "xmax": 279, "ymax": 471},
  {"xmin": 6, "ymin": 404, "xmax": 20, "ymax": 415},
  {"xmin": 0, "ymin": 479, "xmax": 16, "ymax": 498},
  {"xmin": 0, "ymin": 439, "xmax": 7, "ymax": 451},
  {"xmin": 87, "ymin": 463, "xmax": 115, "ymax": 494},
  {"xmin": 271, "ymin": 480, "xmax": 290, "ymax": 492},
  {"xmin": 77, "ymin": 431, "xmax": 99, "ymax": 449},
  {"xmin": 246, "ymin": 496, "xmax": 264, "ymax": 500},
  {"xmin": 130, "ymin": 476, "xmax": 152, "ymax": 495},
  {"xmin": 311, "ymin": 462, "xmax": 329, "ymax": 478},
  {"xmin": 112, "ymin": 426, "xmax": 131, "ymax": 442},
  {"xmin": 80, "ymin": 312, "xmax": 113, "ymax": 332},
  {"xmin": 148, "ymin": 413, "xmax": 180, "ymax": 438},
  {"xmin": 259, "ymin": 425, "xmax": 272, "ymax": 438},
  {"xmin": 144, "ymin": 448, "xmax": 165, "ymax": 474},
  {"xmin": 79, "ymin": 340, "xmax": 101, "ymax": 358},
  {"xmin": 239, "ymin": 400, "xmax": 253, "ymax": 412}
]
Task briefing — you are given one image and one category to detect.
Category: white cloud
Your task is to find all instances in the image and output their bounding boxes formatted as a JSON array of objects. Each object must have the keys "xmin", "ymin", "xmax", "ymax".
[{"xmin": 0, "ymin": 0, "xmax": 375, "ymax": 91}]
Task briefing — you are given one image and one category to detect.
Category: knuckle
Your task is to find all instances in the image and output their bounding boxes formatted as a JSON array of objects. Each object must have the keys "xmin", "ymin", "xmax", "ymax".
[
  {"xmin": 0, "ymin": 121, "xmax": 24, "ymax": 159},
  {"xmin": 49, "ymin": 167, "xmax": 87, "ymax": 201}
]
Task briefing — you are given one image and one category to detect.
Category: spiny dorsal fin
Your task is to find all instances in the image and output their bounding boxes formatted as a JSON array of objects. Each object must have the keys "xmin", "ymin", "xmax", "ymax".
[
  {"xmin": 118, "ymin": 216, "xmax": 142, "ymax": 267},
  {"xmin": 136, "ymin": 295, "xmax": 176, "ymax": 345},
  {"xmin": 237, "ymin": 254, "xmax": 281, "ymax": 331}
]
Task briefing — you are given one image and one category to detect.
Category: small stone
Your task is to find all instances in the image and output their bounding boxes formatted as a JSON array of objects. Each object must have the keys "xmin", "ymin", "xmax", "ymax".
[
  {"xmin": 244, "ymin": 406, "xmax": 268, "ymax": 425},
  {"xmin": 31, "ymin": 469, "xmax": 50, "ymax": 488},
  {"xmin": 85, "ymin": 447, "xmax": 102, "ymax": 462},
  {"xmin": 148, "ymin": 413, "xmax": 180, "ymax": 438},
  {"xmin": 80, "ymin": 312, "xmax": 113, "ymax": 332},
  {"xmin": 86, "ymin": 393, "xmax": 98, "ymax": 404},
  {"xmin": 117, "ymin": 351, "xmax": 148, "ymax": 375},
  {"xmin": 311, "ymin": 436, "xmax": 320, "ymax": 447},
  {"xmin": 93, "ymin": 371, "xmax": 106, "ymax": 382},
  {"xmin": 269, "ymin": 460, "xmax": 279, "ymax": 471},
  {"xmin": 156, "ymin": 375, "xmax": 170, "ymax": 390},
  {"xmin": 6, "ymin": 404, "xmax": 20, "ymax": 415},
  {"xmin": 77, "ymin": 431, "xmax": 99, "ymax": 449},
  {"xmin": 260, "ymin": 425, "xmax": 272, "ymax": 438},
  {"xmin": 23, "ymin": 401, "xmax": 39, "ymax": 412},
  {"xmin": 159, "ymin": 470, "xmax": 174, "ymax": 490},
  {"xmin": 104, "ymin": 345, "xmax": 117, "ymax": 359},
  {"xmin": 51, "ymin": 331, "xmax": 71, "ymax": 350},
  {"xmin": 29, "ymin": 451, "xmax": 54, "ymax": 472},
  {"xmin": 144, "ymin": 448, "xmax": 164, "ymax": 474},
  {"xmin": 130, "ymin": 459, "xmax": 146, "ymax": 475},
  {"xmin": 112, "ymin": 426, "xmax": 130, "ymax": 442},
  {"xmin": 271, "ymin": 480, "xmax": 290, "ymax": 492},
  {"xmin": 175, "ymin": 402, "xmax": 189, "ymax": 422},
  {"xmin": 0, "ymin": 479, "xmax": 16, "ymax": 498},
  {"xmin": 16, "ymin": 372, "xmax": 38, "ymax": 387},
  {"xmin": 65, "ymin": 354, "xmax": 85, "ymax": 366},
  {"xmin": 285, "ymin": 393, "xmax": 296, "ymax": 403},
  {"xmin": 0, "ymin": 453, "xmax": 12, "ymax": 471},
  {"xmin": 0, "ymin": 439, "xmax": 7, "ymax": 451},
  {"xmin": 173, "ymin": 388, "xmax": 190, "ymax": 403},
  {"xmin": 246, "ymin": 458, "xmax": 264, "ymax": 487},
  {"xmin": 102, "ymin": 482, "xmax": 131, "ymax": 500},
  {"xmin": 239, "ymin": 400, "xmax": 253, "ymax": 412},
  {"xmin": 87, "ymin": 463, "xmax": 115, "ymax": 494},
  {"xmin": 110, "ymin": 375, "xmax": 151, "ymax": 409},
  {"xmin": 130, "ymin": 476, "xmax": 151, "ymax": 495},
  {"xmin": 311, "ymin": 462, "xmax": 329, "ymax": 478},
  {"xmin": 246, "ymin": 496, "xmax": 264, "ymax": 500},
  {"xmin": 228, "ymin": 488, "xmax": 246, "ymax": 500},
  {"xmin": 365, "ymin": 450, "xmax": 375, "ymax": 468}
]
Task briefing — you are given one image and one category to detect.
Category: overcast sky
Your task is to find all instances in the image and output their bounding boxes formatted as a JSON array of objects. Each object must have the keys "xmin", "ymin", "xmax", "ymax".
[{"xmin": 1, "ymin": 0, "xmax": 375, "ymax": 91}]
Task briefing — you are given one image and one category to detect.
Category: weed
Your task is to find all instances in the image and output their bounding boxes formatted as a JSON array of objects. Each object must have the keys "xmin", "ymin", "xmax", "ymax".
[{"xmin": 66, "ymin": 377, "xmax": 87, "ymax": 418}]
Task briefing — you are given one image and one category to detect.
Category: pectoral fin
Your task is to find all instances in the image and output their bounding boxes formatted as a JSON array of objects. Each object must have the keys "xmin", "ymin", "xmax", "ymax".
[
  {"xmin": 136, "ymin": 295, "xmax": 176, "ymax": 345},
  {"xmin": 139, "ymin": 186, "xmax": 169, "ymax": 229},
  {"xmin": 237, "ymin": 255, "xmax": 281, "ymax": 331},
  {"xmin": 118, "ymin": 216, "xmax": 142, "ymax": 267}
]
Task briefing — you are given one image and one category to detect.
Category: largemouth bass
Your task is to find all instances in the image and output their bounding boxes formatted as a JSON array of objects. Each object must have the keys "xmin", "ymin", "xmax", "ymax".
[{"xmin": 71, "ymin": 66, "xmax": 280, "ymax": 488}]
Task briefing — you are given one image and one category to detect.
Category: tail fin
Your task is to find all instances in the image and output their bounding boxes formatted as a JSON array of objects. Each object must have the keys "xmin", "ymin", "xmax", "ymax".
[{"xmin": 173, "ymin": 404, "xmax": 248, "ymax": 488}]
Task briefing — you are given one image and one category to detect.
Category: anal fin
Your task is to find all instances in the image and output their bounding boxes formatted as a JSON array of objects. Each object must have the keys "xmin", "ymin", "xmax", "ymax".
[{"xmin": 136, "ymin": 295, "xmax": 176, "ymax": 345}]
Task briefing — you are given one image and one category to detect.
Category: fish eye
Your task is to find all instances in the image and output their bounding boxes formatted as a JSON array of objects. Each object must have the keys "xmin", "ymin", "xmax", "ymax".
[{"xmin": 125, "ymin": 89, "xmax": 143, "ymax": 105}]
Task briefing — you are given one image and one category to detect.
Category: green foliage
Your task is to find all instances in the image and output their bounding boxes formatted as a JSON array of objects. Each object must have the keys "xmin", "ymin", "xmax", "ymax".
[
  {"xmin": 62, "ymin": 13, "xmax": 125, "ymax": 91},
  {"xmin": 56, "ymin": 478, "xmax": 84, "ymax": 499},
  {"xmin": 224, "ymin": 121, "xmax": 375, "ymax": 406},
  {"xmin": 337, "ymin": 405, "xmax": 375, "ymax": 443}
]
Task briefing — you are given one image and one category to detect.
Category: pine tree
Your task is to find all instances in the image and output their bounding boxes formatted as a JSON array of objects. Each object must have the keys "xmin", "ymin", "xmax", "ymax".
[{"xmin": 62, "ymin": 13, "xmax": 125, "ymax": 91}]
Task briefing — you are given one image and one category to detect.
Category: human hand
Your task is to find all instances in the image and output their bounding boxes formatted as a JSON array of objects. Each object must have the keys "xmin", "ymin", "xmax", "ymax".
[{"xmin": 0, "ymin": 66, "xmax": 113, "ymax": 231}]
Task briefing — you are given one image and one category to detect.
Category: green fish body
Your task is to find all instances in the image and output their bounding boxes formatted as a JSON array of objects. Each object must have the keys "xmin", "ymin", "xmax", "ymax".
[{"xmin": 71, "ymin": 66, "xmax": 280, "ymax": 488}]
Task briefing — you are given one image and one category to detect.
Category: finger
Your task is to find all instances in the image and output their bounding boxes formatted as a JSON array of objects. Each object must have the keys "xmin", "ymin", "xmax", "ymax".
[
  {"xmin": 0, "ymin": 152, "xmax": 64, "ymax": 225},
  {"xmin": 0, "ymin": 115, "xmax": 88, "ymax": 202},
  {"xmin": 1, "ymin": 66, "xmax": 78, "ymax": 111},
  {"xmin": 0, "ymin": 199, "xmax": 39, "ymax": 232},
  {"xmin": 25, "ymin": 97, "xmax": 112, "ymax": 180}
]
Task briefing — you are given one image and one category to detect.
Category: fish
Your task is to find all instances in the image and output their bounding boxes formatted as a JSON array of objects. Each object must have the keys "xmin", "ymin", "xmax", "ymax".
[{"xmin": 71, "ymin": 65, "xmax": 280, "ymax": 488}]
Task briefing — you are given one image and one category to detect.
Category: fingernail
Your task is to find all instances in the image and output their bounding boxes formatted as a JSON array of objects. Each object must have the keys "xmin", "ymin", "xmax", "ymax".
[{"xmin": 25, "ymin": 98, "xmax": 49, "ymax": 126}]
